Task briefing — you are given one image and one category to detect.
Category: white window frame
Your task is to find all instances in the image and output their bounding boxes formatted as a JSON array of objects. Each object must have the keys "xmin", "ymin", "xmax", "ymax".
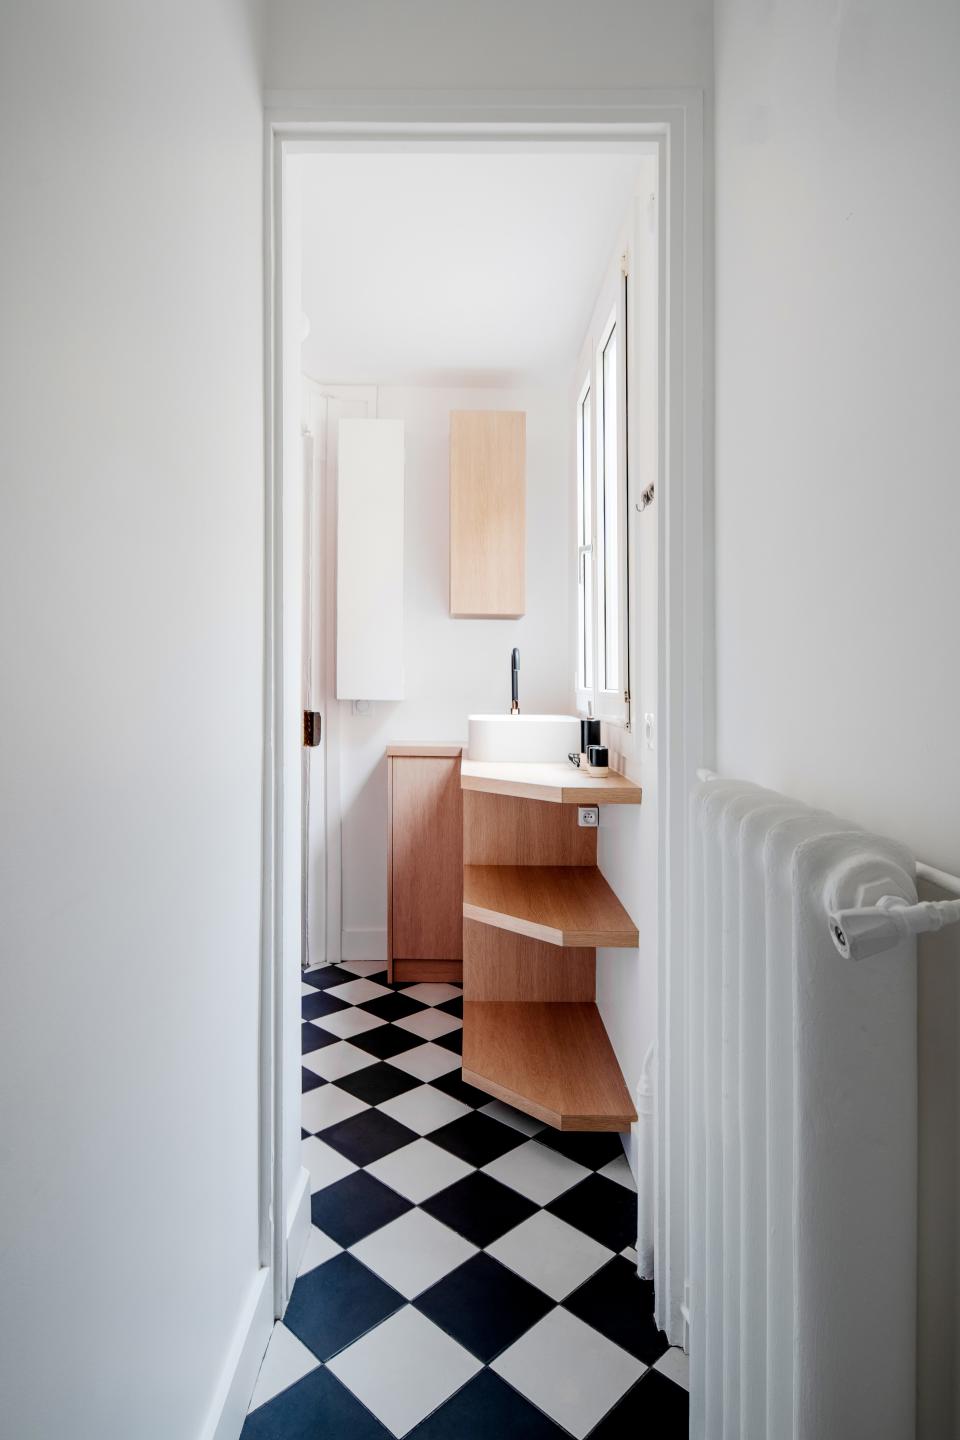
[{"xmin": 575, "ymin": 231, "xmax": 630, "ymax": 727}]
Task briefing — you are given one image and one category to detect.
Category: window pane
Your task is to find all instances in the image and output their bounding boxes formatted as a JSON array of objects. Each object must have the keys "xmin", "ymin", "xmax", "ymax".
[
  {"xmin": 577, "ymin": 387, "xmax": 593, "ymax": 692},
  {"xmin": 602, "ymin": 326, "xmax": 619, "ymax": 691}
]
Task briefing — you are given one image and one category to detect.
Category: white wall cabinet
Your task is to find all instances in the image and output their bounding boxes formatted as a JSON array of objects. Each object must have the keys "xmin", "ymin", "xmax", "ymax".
[{"xmin": 336, "ymin": 417, "xmax": 405, "ymax": 699}]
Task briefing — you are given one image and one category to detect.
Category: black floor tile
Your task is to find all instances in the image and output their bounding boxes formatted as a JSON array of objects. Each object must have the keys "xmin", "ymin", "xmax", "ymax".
[
  {"xmin": 422, "ymin": 1171, "xmax": 538, "ymax": 1248},
  {"xmin": 415, "ymin": 1253, "xmax": 553, "ymax": 1362},
  {"xmin": 302, "ymin": 965, "xmax": 356, "ymax": 991},
  {"xmin": 302, "ymin": 1021, "xmax": 338, "ymax": 1055},
  {"xmin": 536, "ymin": 1129, "xmax": 626, "ymax": 1170},
  {"xmin": 547, "ymin": 1174, "xmax": 637, "ymax": 1253},
  {"xmin": 301, "ymin": 989, "xmax": 351, "ymax": 1022},
  {"xmin": 241, "ymin": 1364, "xmax": 393, "ymax": 1439},
  {"xmin": 429, "ymin": 1111, "xmax": 526, "ymax": 1167},
  {"xmin": 563, "ymin": 1256, "xmax": 669, "ymax": 1365},
  {"xmin": 310, "ymin": 1171, "xmax": 412, "ymax": 1247},
  {"xmin": 282, "ymin": 1253, "xmax": 404, "ymax": 1364},
  {"xmin": 321, "ymin": 1108, "xmax": 419, "ymax": 1166},
  {"xmin": 432, "ymin": 1027, "xmax": 462, "ymax": 1055},
  {"xmin": 359, "ymin": 991, "xmax": 427, "ymax": 1023},
  {"xmin": 588, "ymin": 1370, "xmax": 688, "ymax": 1437},
  {"xmin": 429, "ymin": 1070, "xmax": 490, "ymax": 1109},
  {"xmin": 434, "ymin": 995, "xmax": 463, "ymax": 1019},
  {"xmin": 302, "ymin": 1067, "xmax": 325, "ymax": 1094},
  {"xmin": 333, "ymin": 1062, "xmax": 422, "ymax": 1106},
  {"xmin": 405, "ymin": 1367, "xmax": 567, "ymax": 1439},
  {"xmin": 351, "ymin": 1024, "xmax": 424, "ymax": 1060}
]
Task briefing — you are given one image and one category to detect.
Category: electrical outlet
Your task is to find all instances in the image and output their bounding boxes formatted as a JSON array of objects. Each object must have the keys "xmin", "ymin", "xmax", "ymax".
[{"xmin": 578, "ymin": 806, "xmax": 599, "ymax": 828}]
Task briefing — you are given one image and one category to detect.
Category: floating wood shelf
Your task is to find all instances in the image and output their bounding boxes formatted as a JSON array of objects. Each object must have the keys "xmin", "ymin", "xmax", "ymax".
[
  {"xmin": 462, "ymin": 1001, "xmax": 637, "ymax": 1131},
  {"xmin": 461, "ymin": 759, "xmax": 641, "ymax": 806},
  {"xmin": 463, "ymin": 864, "xmax": 639, "ymax": 948}
]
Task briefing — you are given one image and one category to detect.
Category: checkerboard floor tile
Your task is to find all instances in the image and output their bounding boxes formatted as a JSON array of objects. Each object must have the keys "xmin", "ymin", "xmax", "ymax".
[{"xmin": 243, "ymin": 969, "xmax": 687, "ymax": 1440}]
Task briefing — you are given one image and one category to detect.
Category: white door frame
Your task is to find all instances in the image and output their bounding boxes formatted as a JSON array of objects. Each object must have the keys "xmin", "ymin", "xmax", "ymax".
[{"xmin": 260, "ymin": 92, "xmax": 712, "ymax": 1324}]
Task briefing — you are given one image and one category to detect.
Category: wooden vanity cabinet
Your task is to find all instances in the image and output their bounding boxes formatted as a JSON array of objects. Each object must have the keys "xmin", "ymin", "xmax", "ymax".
[{"xmin": 387, "ymin": 746, "xmax": 463, "ymax": 984}]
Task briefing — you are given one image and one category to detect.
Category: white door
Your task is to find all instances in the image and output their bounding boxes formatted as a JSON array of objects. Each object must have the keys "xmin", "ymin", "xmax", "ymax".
[{"xmin": 301, "ymin": 380, "xmax": 377, "ymax": 970}]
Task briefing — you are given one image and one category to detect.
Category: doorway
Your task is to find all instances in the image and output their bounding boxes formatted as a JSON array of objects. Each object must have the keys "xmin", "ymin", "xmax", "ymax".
[{"xmin": 260, "ymin": 102, "xmax": 709, "ymax": 1390}]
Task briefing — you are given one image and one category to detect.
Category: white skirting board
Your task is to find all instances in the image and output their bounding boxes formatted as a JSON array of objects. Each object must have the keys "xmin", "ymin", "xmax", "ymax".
[
  {"xmin": 199, "ymin": 1267, "xmax": 273, "ymax": 1440},
  {"xmin": 285, "ymin": 1165, "xmax": 311, "ymax": 1304},
  {"xmin": 341, "ymin": 926, "xmax": 387, "ymax": 962}
]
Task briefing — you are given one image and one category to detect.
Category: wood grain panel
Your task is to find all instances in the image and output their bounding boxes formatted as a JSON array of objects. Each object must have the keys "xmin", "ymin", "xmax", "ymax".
[
  {"xmin": 394, "ymin": 958, "xmax": 462, "ymax": 983},
  {"xmin": 463, "ymin": 791, "xmax": 597, "ymax": 867},
  {"xmin": 463, "ymin": 865, "xmax": 638, "ymax": 948},
  {"xmin": 462, "ymin": 1001, "xmax": 637, "ymax": 1131},
  {"xmin": 392, "ymin": 756, "xmax": 463, "ymax": 959},
  {"xmin": 463, "ymin": 919, "xmax": 594, "ymax": 1001},
  {"xmin": 460, "ymin": 759, "xmax": 642, "ymax": 806},
  {"xmin": 449, "ymin": 411, "xmax": 525, "ymax": 618}
]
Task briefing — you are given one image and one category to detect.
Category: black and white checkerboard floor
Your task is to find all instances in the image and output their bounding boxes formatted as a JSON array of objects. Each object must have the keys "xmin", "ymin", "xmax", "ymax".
[{"xmin": 242, "ymin": 962, "xmax": 689, "ymax": 1439}]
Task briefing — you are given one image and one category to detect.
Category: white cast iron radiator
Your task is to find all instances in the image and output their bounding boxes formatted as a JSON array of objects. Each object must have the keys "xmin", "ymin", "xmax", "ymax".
[{"xmin": 688, "ymin": 777, "xmax": 917, "ymax": 1440}]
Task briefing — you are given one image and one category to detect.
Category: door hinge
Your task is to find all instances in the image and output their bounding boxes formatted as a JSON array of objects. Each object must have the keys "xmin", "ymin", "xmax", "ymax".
[{"xmin": 303, "ymin": 711, "xmax": 322, "ymax": 747}]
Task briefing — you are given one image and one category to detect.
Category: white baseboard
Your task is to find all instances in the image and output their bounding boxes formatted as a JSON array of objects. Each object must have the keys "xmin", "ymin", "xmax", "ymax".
[
  {"xmin": 341, "ymin": 926, "xmax": 387, "ymax": 961},
  {"xmin": 201, "ymin": 1266, "xmax": 273, "ymax": 1440},
  {"xmin": 285, "ymin": 1165, "xmax": 311, "ymax": 1304}
]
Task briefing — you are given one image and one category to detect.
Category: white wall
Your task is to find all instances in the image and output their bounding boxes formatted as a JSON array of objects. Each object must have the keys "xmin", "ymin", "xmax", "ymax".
[
  {"xmin": 0, "ymin": 4, "xmax": 266, "ymax": 1438},
  {"xmin": 266, "ymin": 0, "xmax": 712, "ymax": 95},
  {"xmin": 310, "ymin": 382, "xmax": 573, "ymax": 958},
  {"xmin": 713, "ymin": 1, "xmax": 960, "ymax": 1432}
]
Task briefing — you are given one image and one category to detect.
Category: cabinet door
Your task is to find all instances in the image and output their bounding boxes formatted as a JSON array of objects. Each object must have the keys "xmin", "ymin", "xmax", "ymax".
[
  {"xmin": 449, "ymin": 411, "xmax": 525, "ymax": 618},
  {"xmin": 392, "ymin": 757, "xmax": 463, "ymax": 958}
]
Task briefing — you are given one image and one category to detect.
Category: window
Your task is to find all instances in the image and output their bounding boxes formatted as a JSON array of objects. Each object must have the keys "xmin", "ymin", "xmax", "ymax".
[{"xmin": 575, "ymin": 246, "xmax": 629, "ymax": 726}]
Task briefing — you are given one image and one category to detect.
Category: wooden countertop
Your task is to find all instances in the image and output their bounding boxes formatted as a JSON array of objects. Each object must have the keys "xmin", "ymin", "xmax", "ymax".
[
  {"xmin": 386, "ymin": 744, "xmax": 464, "ymax": 757},
  {"xmin": 460, "ymin": 759, "xmax": 641, "ymax": 805}
]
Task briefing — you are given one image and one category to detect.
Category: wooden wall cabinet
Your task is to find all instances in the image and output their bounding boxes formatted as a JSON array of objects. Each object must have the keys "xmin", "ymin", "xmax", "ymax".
[
  {"xmin": 387, "ymin": 746, "xmax": 463, "ymax": 983},
  {"xmin": 449, "ymin": 410, "xmax": 525, "ymax": 618}
]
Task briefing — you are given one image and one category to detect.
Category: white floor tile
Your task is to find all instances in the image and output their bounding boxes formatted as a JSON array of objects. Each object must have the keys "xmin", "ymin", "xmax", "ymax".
[
  {"xmin": 248, "ymin": 1323, "xmax": 320, "ymax": 1412},
  {"xmin": 365, "ymin": 1138, "xmax": 474, "ymax": 1204},
  {"xmin": 387, "ymin": 1043, "xmax": 461, "ymax": 1082},
  {"xmin": 486, "ymin": 1210, "xmax": 612, "ymax": 1301},
  {"xmin": 653, "ymin": 1346, "xmax": 690, "ymax": 1391},
  {"xmin": 339, "ymin": 960, "xmax": 389, "ymax": 976},
  {"xmin": 621, "ymin": 1245, "xmax": 638, "ymax": 1265},
  {"xmin": 377, "ymin": 1086, "xmax": 471, "ymax": 1136},
  {"xmin": 297, "ymin": 1224, "xmax": 342, "ymax": 1275},
  {"xmin": 482, "ymin": 1139, "xmax": 590, "ymax": 1206},
  {"xmin": 328, "ymin": 1306, "xmax": 481, "ymax": 1437},
  {"xmin": 301, "ymin": 1040, "xmax": 378, "ymax": 1082},
  {"xmin": 301, "ymin": 1136, "xmax": 358, "ymax": 1193},
  {"xmin": 326, "ymin": 977, "xmax": 393, "ymax": 1005},
  {"xmin": 394, "ymin": 1008, "xmax": 461, "ymax": 1041},
  {"xmin": 478, "ymin": 1100, "xmax": 545, "ymax": 1136},
  {"xmin": 598, "ymin": 1153, "xmax": 636, "ymax": 1191},
  {"xmin": 312, "ymin": 1007, "xmax": 386, "ymax": 1040},
  {"xmin": 492, "ymin": 1309, "xmax": 644, "ymax": 1439},
  {"xmin": 301, "ymin": 982, "xmax": 315, "ymax": 996},
  {"xmin": 399, "ymin": 982, "xmax": 462, "ymax": 1007},
  {"xmin": 350, "ymin": 1207, "xmax": 476, "ymax": 1299},
  {"xmin": 300, "ymin": 1084, "xmax": 369, "ymax": 1134}
]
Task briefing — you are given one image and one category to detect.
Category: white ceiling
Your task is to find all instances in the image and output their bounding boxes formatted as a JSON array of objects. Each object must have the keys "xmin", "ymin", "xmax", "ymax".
[{"xmin": 297, "ymin": 150, "xmax": 646, "ymax": 385}]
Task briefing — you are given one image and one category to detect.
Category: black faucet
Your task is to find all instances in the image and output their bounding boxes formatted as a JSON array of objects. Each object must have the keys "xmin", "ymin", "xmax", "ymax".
[{"xmin": 510, "ymin": 648, "xmax": 520, "ymax": 714}]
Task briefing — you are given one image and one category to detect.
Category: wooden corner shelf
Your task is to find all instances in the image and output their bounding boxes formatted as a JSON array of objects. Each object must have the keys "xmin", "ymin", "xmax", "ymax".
[
  {"xmin": 463, "ymin": 864, "xmax": 639, "ymax": 948},
  {"xmin": 462, "ymin": 1001, "xmax": 637, "ymax": 1131},
  {"xmin": 461, "ymin": 759, "xmax": 641, "ymax": 806}
]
